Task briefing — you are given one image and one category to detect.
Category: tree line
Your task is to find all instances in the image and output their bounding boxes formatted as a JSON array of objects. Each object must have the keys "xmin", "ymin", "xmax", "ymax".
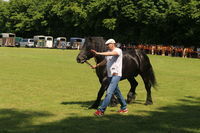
[{"xmin": 0, "ymin": 0, "xmax": 200, "ymax": 46}]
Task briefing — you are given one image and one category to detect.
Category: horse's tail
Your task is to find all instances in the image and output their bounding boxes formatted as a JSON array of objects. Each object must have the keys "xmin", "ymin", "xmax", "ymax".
[
  {"xmin": 137, "ymin": 50, "xmax": 157, "ymax": 88},
  {"xmin": 146, "ymin": 65, "xmax": 157, "ymax": 88}
]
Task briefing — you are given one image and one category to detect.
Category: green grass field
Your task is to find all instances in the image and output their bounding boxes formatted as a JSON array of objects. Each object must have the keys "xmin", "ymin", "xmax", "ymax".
[{"xmin": 0, "ymin": 47, "xmax": 199, "ymax": 133}]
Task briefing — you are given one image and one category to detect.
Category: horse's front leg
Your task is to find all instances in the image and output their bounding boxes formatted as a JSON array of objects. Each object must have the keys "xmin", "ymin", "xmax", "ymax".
[
  {"xmin": 89, "ymin": 85, "xmax": 106, "ymax": 109},
  {"xmin": 89, "ymin": 78, "xmax": 109, "ymax": 109}
]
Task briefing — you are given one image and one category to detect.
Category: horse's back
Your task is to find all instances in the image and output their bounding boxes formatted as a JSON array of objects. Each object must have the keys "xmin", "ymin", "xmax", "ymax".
[
  {"xmin": 122, "ymin": 50, "xmax": 140, "ymax": 77},
  {"xmin": 122, "ymin": 49, "xmax": 153, "ymax": 77},
  {"xmin": 129, "ymin": 49, "xmax": 157, "ymax": 87}
]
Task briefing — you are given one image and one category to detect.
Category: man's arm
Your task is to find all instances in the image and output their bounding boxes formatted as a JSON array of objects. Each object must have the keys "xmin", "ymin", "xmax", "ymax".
[
  {"xmin": 91, "ymin": 59, "xmax": 107, "ymax": 69},
  {"xmin": 91, "ymin": 49, "xmax": 119, "ymax": 56}
]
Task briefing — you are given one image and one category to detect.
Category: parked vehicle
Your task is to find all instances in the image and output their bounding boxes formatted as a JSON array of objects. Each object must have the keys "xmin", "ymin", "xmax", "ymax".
[
  {"xmin": 0, "ymin": 34, "xmax": 2, "ymax": 46},
  {"xmin": 20, "ymin": 38, "xmax": 34, "ymax": 47},
  {"xmin": 34, "ymin": 35, "xmax": 45, "ymax": 47},
  {"xmin": 197, "ymin": 48, "xmax": 200, "ymax": 58},
  {"xmin": 70, "ymin": 37, "xmax": 85, "ymax": 49},
  {"xmin": 66, "ymin": 42, "xmax": 71, "ymax": 49},
  {"xmin": 0, "ymin": 33, "xmax": 16, "ymax": 47},
  {"xmin": 54, "ymin": 37, "xmax": 67, "ymax": 49},
  {"xmin": 15, "ymin": 37, "xmax": 23, "ymax": 47},
  {"xmin": 45, "ymin": 36, "xmax": 53, "ymax": 48}
]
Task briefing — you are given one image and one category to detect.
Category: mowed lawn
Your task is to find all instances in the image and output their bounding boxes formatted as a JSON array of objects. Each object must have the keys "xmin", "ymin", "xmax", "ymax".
[{"xmin": 0, "ymin": 47, "xmax": 199, "ymax": 133}]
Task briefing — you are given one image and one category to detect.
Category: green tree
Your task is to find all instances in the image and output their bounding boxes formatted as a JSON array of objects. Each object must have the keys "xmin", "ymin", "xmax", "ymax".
[
  {"xmin": 5, "ymin": 0, "xmax": 54, "ymax": 37},
  {"xmin": 1, "ymin": 0, "xmax": 200, "ymax": 46},
  {"xmin": 51, "ymin": 0, "xmax": 87, "ymax": 37},
  {"xmin": 0, "ymin": 0, "xmax": 9, "ymax": 32}
]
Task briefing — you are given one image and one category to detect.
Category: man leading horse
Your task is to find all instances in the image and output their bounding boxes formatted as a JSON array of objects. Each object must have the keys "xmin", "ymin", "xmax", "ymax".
[
  {"xmin": 76, "ymin": 37, "xmax": 157, "ymax": 110},
  {"xmin": 90, "ymin": 39, "xmax": 128, "ymax": 116}
]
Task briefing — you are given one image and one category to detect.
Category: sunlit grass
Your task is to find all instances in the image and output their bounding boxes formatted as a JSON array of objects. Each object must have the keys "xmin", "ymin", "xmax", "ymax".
[{"xmin": 0, "ymin": 47, "xmax": 199, "ymax": 133}]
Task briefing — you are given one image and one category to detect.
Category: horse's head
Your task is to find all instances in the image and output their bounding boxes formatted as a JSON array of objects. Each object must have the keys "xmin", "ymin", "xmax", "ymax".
[
  {"xmin": 76, "ymin": 47, "xmax": 94, "ymax": 63},
  {"xmin": 76, "ymin": 37, "xmax": 106, "ymax": 63}
]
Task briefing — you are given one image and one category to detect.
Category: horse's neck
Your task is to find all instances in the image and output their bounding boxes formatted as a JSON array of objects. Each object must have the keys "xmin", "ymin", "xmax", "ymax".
[
  {"xmin": 94, "ymin": 55, "xmax": 105, "ymax": 64},
  {"xmin": 94, "ymin": 45, "xmax": 107, "ymax": 64}
]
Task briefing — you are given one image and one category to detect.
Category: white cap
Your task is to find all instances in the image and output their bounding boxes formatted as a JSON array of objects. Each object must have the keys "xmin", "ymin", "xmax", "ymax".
[{"xmin": 105, "ymin": 39, "xmax": 116, "ymax": 45}]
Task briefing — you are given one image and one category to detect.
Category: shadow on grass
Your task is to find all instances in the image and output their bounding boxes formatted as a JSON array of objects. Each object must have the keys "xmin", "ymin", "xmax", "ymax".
[
  {"xmin": 61, "ymin": 99, "xmax": 145, "ymax": 109},
  {"xmin": 0, "ymin": 96, "xmax": 199, "ymax": 133},
  {"xmin": 0, "ymin": 109, "xmax": 53, "ymax": 133},
  {"xmin": 61, "ymin": 100, "xmax": 95, "ymax": 108}
]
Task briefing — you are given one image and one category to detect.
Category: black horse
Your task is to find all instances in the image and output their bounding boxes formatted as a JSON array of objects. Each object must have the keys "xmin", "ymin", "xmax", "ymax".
[{"xmin": 76, "ymin": 37, "xmax": 157, "ymax": 109}]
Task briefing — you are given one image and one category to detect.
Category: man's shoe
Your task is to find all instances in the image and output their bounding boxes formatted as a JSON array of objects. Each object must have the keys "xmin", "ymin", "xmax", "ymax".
[
  {"xmin": 94, "ymin": 110, "xmax": 104, "ymax": 116},
  {"xmin": 118, "ymin": 108, "xmax": 128, "ymax": 113}
]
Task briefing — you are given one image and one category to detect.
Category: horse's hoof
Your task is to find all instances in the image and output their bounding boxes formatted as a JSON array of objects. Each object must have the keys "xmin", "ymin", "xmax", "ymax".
[
  {"xmin": 109, "ymin": 103, "xmax": 117, "ymax": 107},
  {"xmin": 88, "ymin": 106, "xmax": 98, "ymax": 109},
  {"xmin": 126, "ymin": 99, "xmax": 132, "ymax": 104},
  {"xmin": 127, "ymin": 92, "xmax": 136, "ymax": 104},
  {"xmin": 88, "ymin": 105, "xmax": 98, "ymax": 109},
  {"xmin": 144, "ymin": 101, "xmax": 153, "ymax": 105},
  {"xmin": 127, "ymin": 96, "xmax": 136, "ymax": 104}
]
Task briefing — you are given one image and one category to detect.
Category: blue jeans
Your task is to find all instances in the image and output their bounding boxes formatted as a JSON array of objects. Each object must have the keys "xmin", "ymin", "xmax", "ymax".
[{"xmin": 99, "ymin": 76, "xmax": 127, "ymax": 112}]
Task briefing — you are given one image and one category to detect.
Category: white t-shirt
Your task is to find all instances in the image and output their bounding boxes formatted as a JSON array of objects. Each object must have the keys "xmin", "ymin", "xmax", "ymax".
[{"xmin": 106, "ymin": 48, "xmax": 123, "ymax": 77}]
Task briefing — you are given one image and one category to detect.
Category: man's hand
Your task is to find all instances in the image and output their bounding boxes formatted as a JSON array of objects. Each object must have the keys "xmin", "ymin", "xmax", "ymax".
[
  {"xmin": 91, "ymin": 49, "xmax": 98, "ymax": 55},
  {"xmin": 91, "ymin": 65, "xmax": 96, "ymax": 69}
]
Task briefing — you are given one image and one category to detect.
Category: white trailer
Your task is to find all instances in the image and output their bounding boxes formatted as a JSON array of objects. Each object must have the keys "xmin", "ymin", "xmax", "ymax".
[
  {"xmin": 45, "ymin": 36, "xmax": 53, "ymax": 48},
  {"xmin": 34, "ymin": 35, "xmax": 45, "ymax": 47},
  {"xmin": 70, "ymin": 37, "xmax": 85, "ymax": 49},
  {"xmin": 54, "ymin": 37, "xmax": 67, "ymax": 49},
  {"xmin": 0, "ymin": 33, "xmax": 16, "ymax": 46}
]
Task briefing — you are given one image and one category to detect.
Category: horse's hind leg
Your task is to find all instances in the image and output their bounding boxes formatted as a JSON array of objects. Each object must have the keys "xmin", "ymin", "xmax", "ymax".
[
  {"xmin": 110, "ymin": 95, "xmax": 118, "ymax": 107},
  {"xmin": 141, "ymin": 74, "xmax": 153, "ymax": 105},
  {"xmin": 127, "ymin": 77, "xmax": 138, "ymax": 104}
]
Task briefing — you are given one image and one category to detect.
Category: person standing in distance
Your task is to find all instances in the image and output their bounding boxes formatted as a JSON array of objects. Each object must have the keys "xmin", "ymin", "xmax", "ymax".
[{"xmin": 90, "ymin": 39, "xmax": 128, "ymax": 116}]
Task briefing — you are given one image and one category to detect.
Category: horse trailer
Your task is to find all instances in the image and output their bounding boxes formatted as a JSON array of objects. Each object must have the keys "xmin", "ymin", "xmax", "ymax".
[
  {"xmin": 45, "ymin": 36, "xmax": 53, "ymax": 48},
  {"xmin": 0, "ymin": 33, "xmax": 16, "ymax": 47},
  {"xmin": 0, "ymin": 34, "xmax": 2, "ymax": 46},
  {"xmin": 197, "ymin": 48, "xmax": 200, "ymax": 58},
  {"xmin": 54, "ymin": 37, "xmax": 67, "ymax": 49},
  {"xmin": 34, "ymin": 35, "xmax": 45, "ymax": 47},
  {"xmin": 70, "ymin": 37, "xmax": 85, "ymax": 49}
]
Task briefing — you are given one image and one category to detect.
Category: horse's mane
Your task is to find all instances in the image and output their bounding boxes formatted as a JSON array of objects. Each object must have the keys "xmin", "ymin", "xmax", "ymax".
[{"xmin": 84, "ymin": 37, "xmax": 107, "ymax": 52}]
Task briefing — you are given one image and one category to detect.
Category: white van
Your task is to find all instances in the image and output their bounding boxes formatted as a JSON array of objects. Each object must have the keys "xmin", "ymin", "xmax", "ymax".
[{"xmin": 20, "ymin": 38, "xmax": 34, "ymax": 47}]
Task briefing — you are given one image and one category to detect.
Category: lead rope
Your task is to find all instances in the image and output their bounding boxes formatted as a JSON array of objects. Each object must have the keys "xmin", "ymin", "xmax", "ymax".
[
  {"xmin": 85, "ymin": 60, "xmax": 93, "ymax": 68},
  {"xmin": 85, "ymin": 60, "xmax": 97, "ymax": 73}
]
